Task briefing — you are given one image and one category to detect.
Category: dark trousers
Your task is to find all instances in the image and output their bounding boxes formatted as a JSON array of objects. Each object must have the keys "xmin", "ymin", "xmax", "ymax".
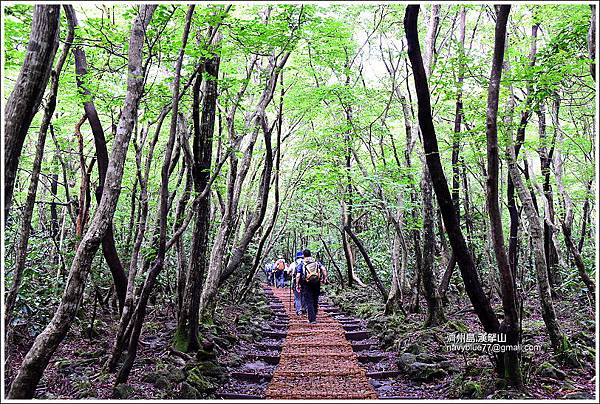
[{"xmin": 303, "ymin": 282, "xmax": 320, "ymax": 322}]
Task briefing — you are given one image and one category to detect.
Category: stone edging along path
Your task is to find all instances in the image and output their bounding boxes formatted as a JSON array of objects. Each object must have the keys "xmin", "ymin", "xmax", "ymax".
[{"xmin": 264, "ymin": 286, "xmax": 378, "ymax": 400}]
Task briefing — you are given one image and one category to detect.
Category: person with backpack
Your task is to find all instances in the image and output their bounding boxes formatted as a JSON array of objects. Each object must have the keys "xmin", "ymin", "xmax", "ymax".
[
  {"xmin": 264, "ymin": 260, "xmax": 275, "ymax": 286},
  {"xmin": 289, "ymin": 251, "xmax": 305, "ymax": 315},
  {"xmin": 274, "ymin": 256, "xmax": 287, "ymax": 288},
  {"xmin": 295, "ymin": 249, "xmax": 327, "ymax": 324}
]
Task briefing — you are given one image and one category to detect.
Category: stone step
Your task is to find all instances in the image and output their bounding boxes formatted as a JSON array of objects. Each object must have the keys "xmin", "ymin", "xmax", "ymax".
[
  {"xmin": 342, "ymin": 324, "xmax": 360, "ymax": 331},
  {"xmin": 351, "ymin": 342, "xmax": 373, "ymax": 352},
  {"xmin": 262, "ymin": 331, "xmax": 286, "ymax": 339},
  {"xmin": 366, "ymin": 370, "xmax": 400, "ymax": 379},
  {"xmin": 229, "ymin": 372, "xmax": 273, "ymax": 383},
  {"xmin": 357, "ymin": 353, "xmax": 387, "ymax": 363},
  {"xmin": 217, "ymin": 392, "xmax": 264, "ymax": 400},
  {"xmin": 255, "ymin": 343, "xmax": 282, "ymax": 352},
  {"xmin": 346, "ymin": 330, "xmax": 370, "ymax": 341},
  {"xmin": 245, "ymin": 354, "xmax": 280, "ymax": 365},
  {"xmin": 263, "ymin": 323, "xmax": 287, "ymax": 331}
]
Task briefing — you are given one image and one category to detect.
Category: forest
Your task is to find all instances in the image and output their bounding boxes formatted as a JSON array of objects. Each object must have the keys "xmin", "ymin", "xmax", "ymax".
[{"xmin": 2, "ymin": 2, "xmax": 597, "ymax": 401}]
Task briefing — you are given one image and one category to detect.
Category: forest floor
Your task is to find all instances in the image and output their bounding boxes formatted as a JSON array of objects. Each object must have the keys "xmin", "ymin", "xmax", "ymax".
[{"xmin": 4, "ymin": 281, "xmax": 596, "ymax": 400}]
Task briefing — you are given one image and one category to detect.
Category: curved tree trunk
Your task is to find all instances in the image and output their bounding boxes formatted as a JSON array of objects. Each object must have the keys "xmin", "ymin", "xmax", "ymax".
[
  {"xmin": 550, "ymin": 95, "xmax": 595, "ymax": 297},
  {"xmin": 64, "ymin": 5, "xmax": 128, "ymax": 312},
  {"xmin": 343, "ymin": 225, "xmax": 388, "ymax": 302},
  {"xmin": 4, "ymin": 5, "xmax": 60, "ymax": 222},
  {"xmin": 404, "ymin": 5, "xmax": 500, "ymax": 337},
  {"xmin": 7, "ymin": 5, "xmax": 156, "ymax": 398}
]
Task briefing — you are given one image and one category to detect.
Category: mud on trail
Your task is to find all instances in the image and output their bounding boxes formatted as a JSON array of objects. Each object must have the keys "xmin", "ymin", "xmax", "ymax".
[{"xmin": 265, "ymin": 286, "xmax": 378, "ymax": 400}]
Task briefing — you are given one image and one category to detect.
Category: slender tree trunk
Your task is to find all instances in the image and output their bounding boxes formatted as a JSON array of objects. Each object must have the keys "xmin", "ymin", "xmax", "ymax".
[
  {"xmin": 537, "ymin": 105, "xmax": 561, "ymax": 294},
  {"xmin": 508, "ymin": 23, "xmax": 538, "ymax": 279},
  {"xmin": 65, "ymin": 5, "xmax": 128, "ymax": 311},
  {"xmin": 74, "ymin": 115, "xmax": 93, "ymax": 238},
  {"xmin": 5, "ymin": 18, "xmax": 73, "ymax": 326},
  {"xmin": 115, "ymin": 6, "xmax": 193, "ymax": 384},
  {"xmin": 7, "ymin": 6, "xmax": 156, "ymax": 398},
  {"xmin": 589, "ymin": 4, "xmax": 596, "ymax": 81},
  {"xmin": 344, "ymin": 225, "xmax": 388, "ymax": 301},
  {"xmin": 578, "ymin": 179, "xmax": 593, "ymax": 253},
  {"xmin": 416, "ymin": 3, "xmax": 445, "ymax": 327},
  {"xmin": 404, "ymin": 5, "xmax": 500, "ymax": 337},
  {"xmin": 485, "ymin": 5, "xmax": 521, "ymax": 385},
  {"xmin": 550, "ymin": 95, "xmax": 595, "ymax": 296},
  {"xmin": 507, "ymin": 152, "xmax": 567, "ymax": 355},
  {"xmin": 4, "ymin": 5, "xmax": 60, "ymax": 222}
]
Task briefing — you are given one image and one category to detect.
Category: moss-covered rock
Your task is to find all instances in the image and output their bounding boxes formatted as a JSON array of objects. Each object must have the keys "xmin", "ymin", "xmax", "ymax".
[
  {"xmin": 447, "ymin": 319, "xmax": 468, "ymax": 333},
  {"xmin": 186, "ymin": 367, "xmax": 215, "ymax": 392},
  {"xmin": 112, "ymin": 383, "xmax": 134, "ymax": 399},
  {"xmin": 178, "ymin": 382, "xmax": 201, "ymax": 399},
  {"xmin": 462, "ymin": 381, "xmax": 483, "ymax": 398},
  {"xmin": 536, "ymin": 361, "xmax": 566, "ymax": 380}
]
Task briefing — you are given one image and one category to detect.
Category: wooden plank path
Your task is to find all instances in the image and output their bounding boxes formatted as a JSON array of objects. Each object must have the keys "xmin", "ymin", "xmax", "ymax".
[{"xmin": 264, "ymin": 286, "xmax": 378, "ymax": 400}]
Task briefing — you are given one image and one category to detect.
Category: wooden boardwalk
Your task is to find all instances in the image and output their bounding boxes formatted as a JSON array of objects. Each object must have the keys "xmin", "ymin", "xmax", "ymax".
[{"xmin": 264, "ymin": 286, "xmax": 377, "ymax": 400}]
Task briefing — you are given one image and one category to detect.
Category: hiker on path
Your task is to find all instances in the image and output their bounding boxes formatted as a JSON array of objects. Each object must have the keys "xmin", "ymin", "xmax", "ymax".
[
  {"xmin": 295, "ymin": 249, "xmax": 327, "ymax": 323},
  {"xmin": 274, "ymin": 256, "xmax": 287, "ymax": 288},
  {"xmin": 289, "ymin": 251, "xmax": 305, "ymax": 315},
  {"xmin": 264, "ymin": 260, "xmax": 275, "ymax": 286}
]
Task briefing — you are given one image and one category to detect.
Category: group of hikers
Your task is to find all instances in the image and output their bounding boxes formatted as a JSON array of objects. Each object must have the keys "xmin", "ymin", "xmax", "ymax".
[{"xmin": 263, "ymin": 249, "xmax": 328, "ymax": 324}]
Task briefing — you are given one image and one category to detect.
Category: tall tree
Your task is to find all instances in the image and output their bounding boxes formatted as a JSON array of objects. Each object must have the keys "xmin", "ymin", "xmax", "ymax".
[
  {"xmin": 64, "ymin": 5, "xmax": 128, "ymax": 312},
  {"xmin": 404, "ymin": 5, "xmax": 500, "ymax": 336},
  {"xmin": 484, "ymin": 5, "xmax": 521, "ymax": 386},
  {"xmin": 4, "ymin": 5, "xmax": 60, "ymax": 222},
  {"xmin": 175, "ymin": 24, "xmax": 223, "ymax": 353},
  {"xmin": 418, "ymin": 4, "xmax": 445, "ymax": 326},
  {"xmin": 505, "ymin": 97, "xmax": 568, "ymax": 358},
  {"xmin": 7, "ymin": 6, "xmax": 157, "ymax": 398},
  {"xmin": 5, "ymin": 7, "xmax": 73, "ymax": 328},
  {"xmin": 115, "ymin": 5, "xmax": 195, "ymax": 384}
]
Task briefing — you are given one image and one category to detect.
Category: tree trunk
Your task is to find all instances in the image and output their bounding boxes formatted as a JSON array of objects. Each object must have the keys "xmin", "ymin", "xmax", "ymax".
[
  {"xmin": 7, "ymin": 6, "xmax": 156, "ymax": 398},
  {"xmin": 537, "ymin": 105, "xmax": 561, "ymax": 294},
  {"xmin": 507, "ymin": 23, "xmax": 538, "ymax": 279},
  {"xmin": 4, "ymin": 5, "xmax": 60, "ymax": 222},
  {"xmin": 506, "ymin": 141, "xmax": 567, "ymax": 356},
  {"xmin": 404, "ymin": 5, "xmax": 500, "ymax": 336},
  {"xmin": 115, "ymin": 6, "xmax": 193, "ymax": 384},
  {"xmin": 484, "ymin": 5, "xmax": 521, "ymax": 385},
  {"xmin": 176, "ymin": 28, "xmax": 222, "ymax": 352},
  {"xmin": 344, "ymin": 225, "xmax": 388, "ymax": 302},
  {"xmin": 417, "ymin": 3, "xmax": 445, "ymax": 327},
  {"xmin": 5, "ymin": 17, "xmax": 73, "ymax": 326},
  {"xmin": 65, "ymin": 5, "xmax": 128, "ymax": 311},
  {"xmin": 550, "ymin": 95, "xmax": 595, "ymax": 296},
  {"xmin": 589, "ymin": 4, "xmax": 596, "ymax": 81}
]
